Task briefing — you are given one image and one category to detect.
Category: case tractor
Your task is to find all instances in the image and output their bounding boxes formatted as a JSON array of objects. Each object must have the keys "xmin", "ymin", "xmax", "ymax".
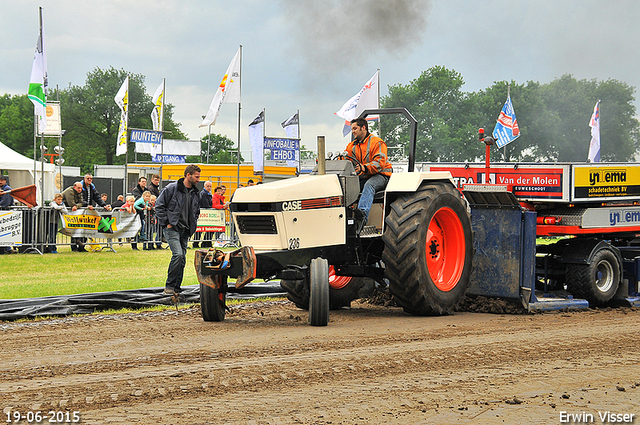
[{"xmin": 195, "ymin": 108, "xmax": 474, "ymax": 325}]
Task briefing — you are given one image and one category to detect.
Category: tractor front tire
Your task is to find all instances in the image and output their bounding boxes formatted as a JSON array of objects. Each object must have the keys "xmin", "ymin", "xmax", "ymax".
[
  {"xmin": 382, "ymin": 182, "xmax": 473, "ymax": 315},
  {"xmin": 309, "ymin": 257, "xmax": 330, "ymax": 326},
  {"xmin": 200, "ymin": 276, "xmax": 227, "ymax": 322}
]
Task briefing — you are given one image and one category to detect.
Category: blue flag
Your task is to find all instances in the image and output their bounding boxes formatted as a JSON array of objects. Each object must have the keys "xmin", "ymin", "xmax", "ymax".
[{"xmin": 493, "ymin": 95, "xmax": 520, "ymax": 148}]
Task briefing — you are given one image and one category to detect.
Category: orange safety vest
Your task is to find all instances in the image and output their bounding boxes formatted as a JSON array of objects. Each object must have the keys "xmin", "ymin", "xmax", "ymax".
[{"xmin": 346, "ymin": 133, "xmax": 393, "ymax": 178}]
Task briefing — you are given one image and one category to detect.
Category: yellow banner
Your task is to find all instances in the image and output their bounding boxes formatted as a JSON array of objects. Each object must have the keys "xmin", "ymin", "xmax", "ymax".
[{"xmin": 574, "ymin": 165, "xmax": 640, "ymax": 199}]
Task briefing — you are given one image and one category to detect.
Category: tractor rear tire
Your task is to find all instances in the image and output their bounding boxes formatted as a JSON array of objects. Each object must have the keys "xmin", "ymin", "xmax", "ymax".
[
  {"xmin": 282, "ymin": 267, "xmax": 370, "ymax": 311},
  {"xmin": 566, "ymin": 247, "xmax": 620, "ymax": 306},
  {"xmin": 309, "ymin": 257, "xmax": 330, "ymax": 326},
  {"xmin": 200, "ymin": 277, "xmax": 226, "ymax": 322},
  {"xmin": 382, "ymin": 181, "xmax": 473, "ymax": 315},
  {"xmin": 281, "ymin": 278, "xmax": 309, "ymax": 310}
]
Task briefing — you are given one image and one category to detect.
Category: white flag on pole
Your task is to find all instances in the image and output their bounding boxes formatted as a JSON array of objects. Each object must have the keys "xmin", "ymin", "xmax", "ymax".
[
  {"xmin": 151, "ymin": 79, "xmax": 165, "ymax": 131},
  {"xmin": 335, "ymin": 71, "xmax": 379, "ymax": 136},
  {"xmin": 27, "ymin": 7, "xmax": 48, "ymax": 135},
  {"xmin": 587, "ymin": 101, "xmax": 601, "ymax": 163},
  {"xmin": 281, "ymin": 112, "xmax": 299, "ymax": 139},
  {"xmin": 114, "ymin": 76, "xmax": 129, "ymax": 157},
  {"xmin": 200, "ymin": 47, "xmax": 242, "ymax": 127},
  {"xmin": 150, "ymin": 79, "xmax": 165, "ymax": 158},
  {"xmin": 249, "ymin": 111, "xmax": 265, "ymax": 174}
]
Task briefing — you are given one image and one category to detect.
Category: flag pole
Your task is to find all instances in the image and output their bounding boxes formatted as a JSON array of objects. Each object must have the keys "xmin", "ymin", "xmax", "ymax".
[
  {"xmin": 297, "ymin": 109, "xmax": 300, "ymax": 174},
  {"xmin": 236, "ymin": 45, "xmax": 242, "ymax": 189},
  {"xmin": 160, "ymin": 78, "xmax": 165, "ymax": 184}
]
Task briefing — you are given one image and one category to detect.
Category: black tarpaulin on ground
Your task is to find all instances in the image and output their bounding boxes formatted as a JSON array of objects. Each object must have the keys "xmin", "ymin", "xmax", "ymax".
[{"xmin": 0, "ymin": 282, "xmax": 285, "ymax": 321}]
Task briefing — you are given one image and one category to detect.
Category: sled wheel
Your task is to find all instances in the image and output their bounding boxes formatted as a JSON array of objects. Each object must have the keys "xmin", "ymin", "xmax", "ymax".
[
  {"xmin": 567, "ymin": 248, "xmax": 620, "ymax": 306},
  {"xmin": 309, "ymin": 257, "xmax": 329, "ymax": 326},
  {"xmin": 200, "ymin": 276, "xmax": 227, "ymax": 322},
  {"xmin": 382, "ymin": 181, "xmax": 473, "ymax": 315}
]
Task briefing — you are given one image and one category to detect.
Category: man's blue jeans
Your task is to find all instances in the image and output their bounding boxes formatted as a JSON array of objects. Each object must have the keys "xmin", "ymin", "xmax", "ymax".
[
  {"xmin": 164, "ymin": 226, "xmax": 190, "ymax": 292},
  {"xmin": 358, "ymin": 173, "xmax": 389, "ymax": 222}
]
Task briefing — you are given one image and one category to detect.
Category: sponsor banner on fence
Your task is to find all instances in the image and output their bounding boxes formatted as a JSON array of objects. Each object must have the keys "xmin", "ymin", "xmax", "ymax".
[
  {"xmin": 60, "ymin": 209, "xmax": 141, "ymax": 239},
  {"xmin": 196, "ymin": 208, "xmax": 225, "ymax": 232},
  {"xmin": 0, "ymin": 211, "xmax": 22, "ymax": 246}
]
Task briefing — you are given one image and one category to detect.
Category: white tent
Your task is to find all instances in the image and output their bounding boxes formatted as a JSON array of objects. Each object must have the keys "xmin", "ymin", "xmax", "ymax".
[{"xmin": 0, "ymin": 141, "xmax": 56, "ymax": 204}]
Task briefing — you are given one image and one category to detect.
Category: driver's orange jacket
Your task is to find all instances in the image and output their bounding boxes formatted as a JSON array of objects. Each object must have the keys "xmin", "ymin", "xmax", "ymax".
[{"xmin": 346, "ymin": 133, "xmax": 393, "ymax": 178}]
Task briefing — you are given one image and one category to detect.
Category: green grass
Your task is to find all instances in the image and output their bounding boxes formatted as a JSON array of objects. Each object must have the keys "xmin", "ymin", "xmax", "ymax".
[{"xmin": 0, "ymin": 245, "xmax": 195, "ymax": 299}]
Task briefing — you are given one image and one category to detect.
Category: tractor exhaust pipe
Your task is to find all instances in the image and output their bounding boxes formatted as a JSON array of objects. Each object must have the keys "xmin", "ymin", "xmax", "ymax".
[{"xmin": 317, "ymin": 135, "xmax": 326, "ymax": 175}]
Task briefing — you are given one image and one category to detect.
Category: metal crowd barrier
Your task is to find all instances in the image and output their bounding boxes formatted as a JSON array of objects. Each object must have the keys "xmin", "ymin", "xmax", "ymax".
[{"xmin": 0, "ymin": 206, "xmax": 238, "ymax": 255}]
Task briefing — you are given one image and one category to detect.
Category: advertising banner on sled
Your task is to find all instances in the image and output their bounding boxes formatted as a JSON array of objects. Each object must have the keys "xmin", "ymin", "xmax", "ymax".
[
  {"xmin": 196, "ymin": 209, "xmax": 225, "ymax": 232},
  {"xmin": 0, "ymin": 211, "xmax": 22, "ymax": 246},
  {"xmin": 59, "ymin": 209, "xmax": 141, "ymax": 239}
]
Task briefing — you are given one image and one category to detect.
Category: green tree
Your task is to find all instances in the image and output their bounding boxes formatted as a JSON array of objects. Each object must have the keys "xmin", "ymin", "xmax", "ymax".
[
  {"xmin": 58, "ymin": 67, "xmax": 185, "ymax": 173},
  {"xmin": 380, "ymin": 66, "xmax": 482, "ymax": 163},
  {"xmin": 190, "ymin": 133, "xmax": 243, "ymax": 164},
  {"xmin": 0, "ymin": 94, "xmax": 36, "ymax": 157}
]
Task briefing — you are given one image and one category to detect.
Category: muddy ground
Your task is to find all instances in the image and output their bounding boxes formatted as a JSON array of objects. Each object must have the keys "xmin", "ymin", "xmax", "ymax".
[{"xmin": 1, "ymin": 299, "xmax": 639, "ymax": 425}]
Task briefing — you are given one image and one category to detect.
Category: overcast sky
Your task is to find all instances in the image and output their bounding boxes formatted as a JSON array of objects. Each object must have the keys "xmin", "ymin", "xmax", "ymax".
[{"xmin": 2, "ymin": 0, "xmax": 640, "ymax": 155}]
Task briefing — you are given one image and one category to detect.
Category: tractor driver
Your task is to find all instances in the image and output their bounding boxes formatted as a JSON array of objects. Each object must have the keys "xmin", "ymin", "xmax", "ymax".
[{"xmin": 345, "ymin": 117, "xmax": 393, "ymax": 231}]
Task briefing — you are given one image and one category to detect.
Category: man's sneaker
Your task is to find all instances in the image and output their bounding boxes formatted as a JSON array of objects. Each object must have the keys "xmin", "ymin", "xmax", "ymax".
[{"xmin": 163, "ymin": 288, "xmax": 176, "ymax": 295}]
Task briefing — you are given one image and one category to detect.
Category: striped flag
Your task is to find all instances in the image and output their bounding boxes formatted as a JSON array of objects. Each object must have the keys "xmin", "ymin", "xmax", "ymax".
[
  {"xmin": 492, "ymin": 94, "xmax": 520, "ymax": 148},
  {"xmin": 114, "ymin": 76, "xmax": 129, "ymax": 157},
  {"xmin": 27, "ymin": 7, "xmax": 48, "ymax": 135}
]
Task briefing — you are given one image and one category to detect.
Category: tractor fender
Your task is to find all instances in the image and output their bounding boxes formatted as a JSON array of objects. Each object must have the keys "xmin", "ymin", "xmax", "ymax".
[
  {"xmin": 383, "ymin": 172, "xmax": 461, "ymax": 222},
  {"xmin": 385, "ymin": 171, "xmax": 455, "ymax": 194},
  {"xmin": 560, "ymin": 238, "xmax": 623, "ymax": 268}
]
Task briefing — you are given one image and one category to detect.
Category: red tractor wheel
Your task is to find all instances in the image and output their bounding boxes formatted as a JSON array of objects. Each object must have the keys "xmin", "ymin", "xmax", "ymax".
[{"xmin": 382, "ymin": 181, "xmax": 473, "ymax": 315}]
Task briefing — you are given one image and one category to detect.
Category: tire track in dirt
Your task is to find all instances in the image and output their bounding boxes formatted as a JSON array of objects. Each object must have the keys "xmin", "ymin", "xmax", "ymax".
[{"xmin": 1, "ymin": 303, "xmax": 638, "ymax": 424}]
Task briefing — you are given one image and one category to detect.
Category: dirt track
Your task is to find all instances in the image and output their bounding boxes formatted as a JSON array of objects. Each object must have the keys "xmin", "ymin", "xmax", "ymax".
[{"xmin": 1, "ymin": 300, "xmax": 639, "ymax": 425}]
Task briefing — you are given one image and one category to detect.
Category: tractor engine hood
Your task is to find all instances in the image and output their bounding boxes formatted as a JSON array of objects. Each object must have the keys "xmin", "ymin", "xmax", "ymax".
[{"xmin": 230, "ymin": 174, "xmax": 348, "ymax": 251}]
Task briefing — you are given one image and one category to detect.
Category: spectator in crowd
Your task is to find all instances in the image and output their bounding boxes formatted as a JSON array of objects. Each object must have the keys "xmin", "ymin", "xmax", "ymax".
[
  {"xmin": 119, "ymin": 195, "xmax": 138, "ymax": 250},
  {"xmin": 193, "ymin": 181, "xmax": 213, "ymax": 248},
  {"xmin": 111, "ymin": 195, "xmax": 125, "ymax": 209},
  {"xmin": 211, "ymin": 185, "xmax": 228, "ymax": 243},
  {"xmin": 134, "ymin": 191, "xmax": 153, "ymax": 250},
  {"xmin": 62, "ymin": 182, "xmax": 86, "ymax": 252},
  {"xmin": 0, "ymin": 175, "xmax": 12, "ymax": 254},
  {"xmin": 155, "ymin": 164, "xmax": 201, "ymax": 296},
  {"xmin": 101, "ymin": 193, "xmax": 108, "ymax": 204},
  {"xmin": 247, "ymin": 179, "xmax": 256, "ymax": 186},
  {"xmin": 120, "ymin": 195, "xmax": 135, "ymax": 214},
  {"xmin": 131, "ymin": 176, "xmax": 147, "ymax": 200},
  {"xmin": 148, "ymin": 194, "xmax": 162, "ymax": 249},
  {"xmin": 0, "ymin": 174, "xmax": 13, "ymax": 208},
  {"xmin": 212, "ymin": 185, "xmax": 228, "ymax": 209},
  {"xmin": 48, "ymin": 193, "xmax": 69, "ymax": 254},
  {"xmin": 147, "ymin": 174, "xmax": 161, "ymax": 198},
  {"xmin": 81, "ymin": 174, "xmax": 110, "ymax": 210}
]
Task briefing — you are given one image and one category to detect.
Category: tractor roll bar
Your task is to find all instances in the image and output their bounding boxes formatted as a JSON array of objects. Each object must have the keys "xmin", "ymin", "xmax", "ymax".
[{"xmin": 358, "ymin": 108, "xmax": 418, "ymax": 172}]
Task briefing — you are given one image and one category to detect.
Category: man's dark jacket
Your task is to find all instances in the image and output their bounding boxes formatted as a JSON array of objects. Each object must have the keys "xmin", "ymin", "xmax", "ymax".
[
  {"xmin": 147, "ymin": 181, "xmax": 161, "ymax": 197},
  {"xmin": 131, "ymin": 184, "xmax": 146, "ymax": 200},
  {"xmin": 82, "ymin": 182, "xmax": 107, "ymax": 207},
  {"xmin": 155, "ymin": 178, "xmax": 201, "ymax": 236},
  {"xmin": 199, "ymin": 188, "xmax": 213, "ymax": 209}
]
